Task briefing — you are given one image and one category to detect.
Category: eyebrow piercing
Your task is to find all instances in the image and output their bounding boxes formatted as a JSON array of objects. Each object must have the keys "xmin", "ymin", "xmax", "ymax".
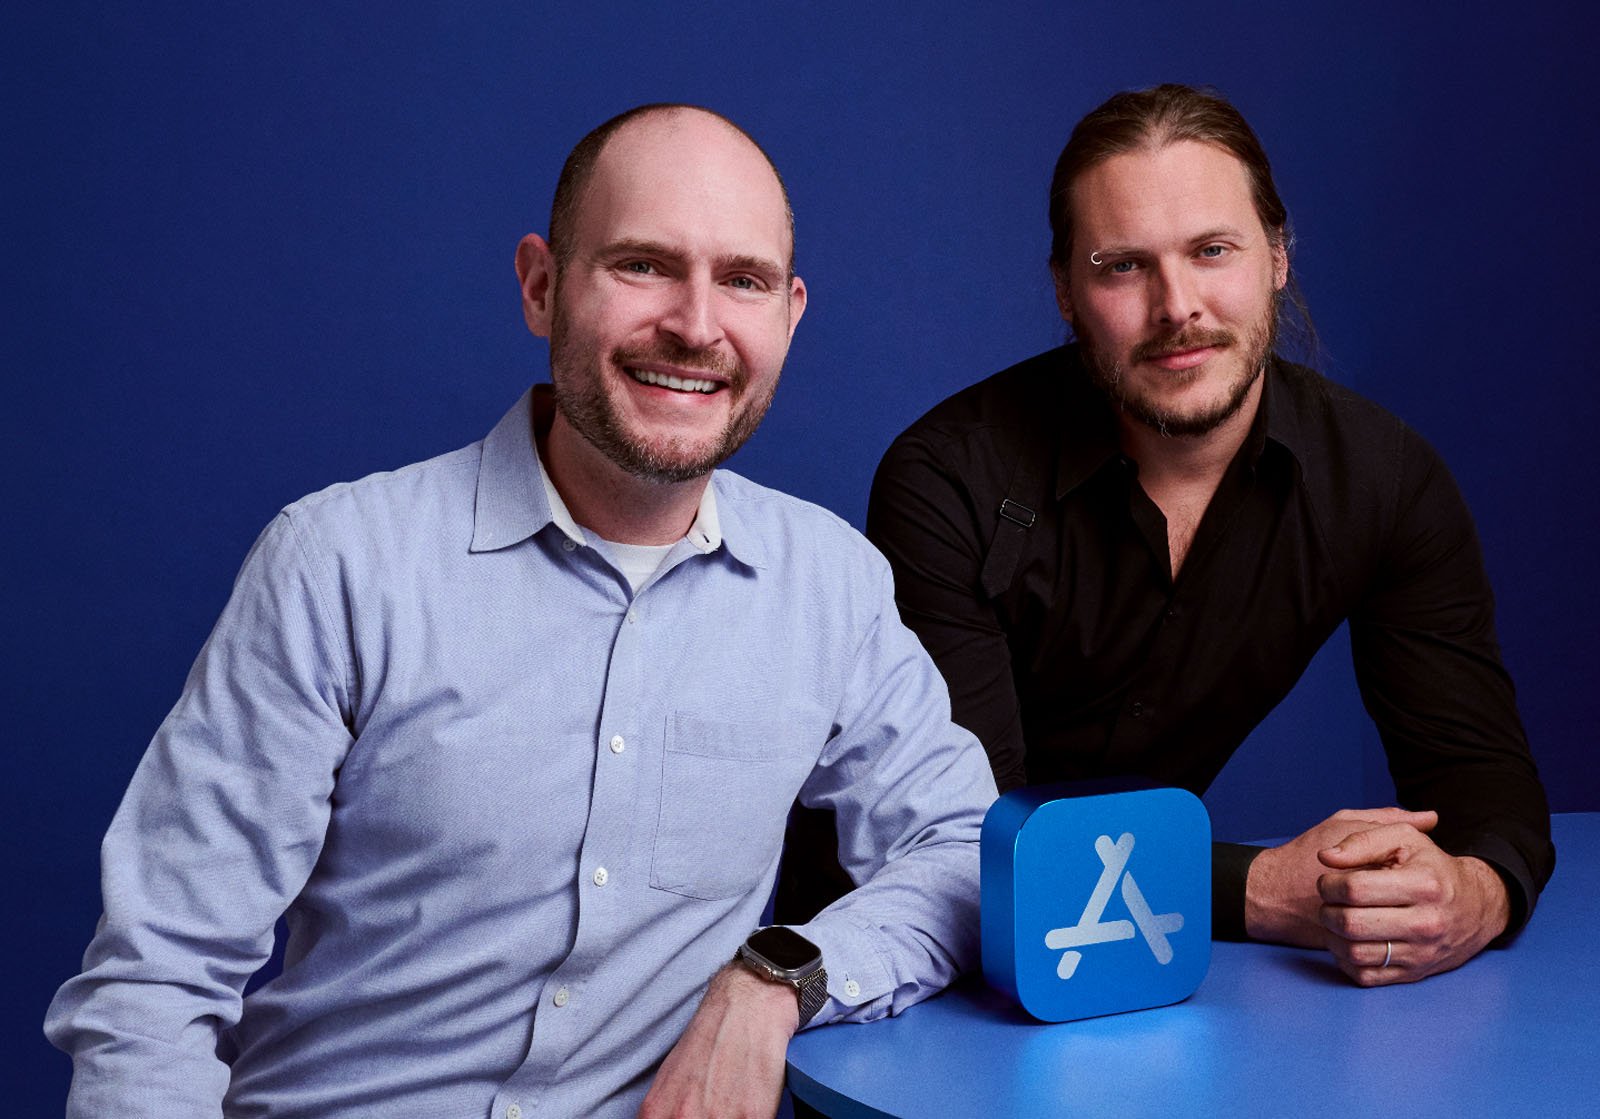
[{"xmin": 1089, "ymin": 251, "xmax": 1104, "ymax": 266}]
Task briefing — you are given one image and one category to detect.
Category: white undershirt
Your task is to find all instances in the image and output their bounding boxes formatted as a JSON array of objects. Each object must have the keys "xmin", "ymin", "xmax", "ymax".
[
  {"xmin": 535, "ymin": 440, "xmax": 723, "ymax": 594},
  {"xmin": 603, "ymin": 539, "xmax": 676, "ymax": 593}
]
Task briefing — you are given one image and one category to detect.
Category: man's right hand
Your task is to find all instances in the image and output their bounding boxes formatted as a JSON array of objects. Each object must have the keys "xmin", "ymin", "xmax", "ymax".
[
  {"xmin": 1244, "ymin": 807, "xmax": 1438, "ymax": 948},
  {"xmin": 637, "ymin": 963, "xmax": 799, "ymax": 1119}
]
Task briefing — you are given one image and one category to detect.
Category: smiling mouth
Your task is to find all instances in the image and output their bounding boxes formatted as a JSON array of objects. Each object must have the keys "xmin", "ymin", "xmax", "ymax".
[{"xmin": 626, "ymin": 367, "xmax": 721, "ymax": 394}]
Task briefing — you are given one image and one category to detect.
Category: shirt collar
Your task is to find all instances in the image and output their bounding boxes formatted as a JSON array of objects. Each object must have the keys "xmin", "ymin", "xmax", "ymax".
[
  {"xmin": 471, "ymin": 384, "xmax": 743, "ymax": 561},
  {"xmin": 1257, "ymin": 356, "xmax": 1308, "ymax": 475},
  {"xmin": 470, "ymin": 387, "xmax": 554, "ymax": 553},
  {"xmin": 703, "ymin": 474, "xmax": 766, "ymax": 568},
  {"xmin": 686, "ymin": 482, "xmax": 723, "ymax": 554}
]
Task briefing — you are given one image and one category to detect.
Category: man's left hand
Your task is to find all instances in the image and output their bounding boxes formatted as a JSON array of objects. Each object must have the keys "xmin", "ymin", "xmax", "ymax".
[
  {"xmin": 638, "ymin": 962, "xmax": 800, "ymax": 1119},
  {"xmin": 1316, "ymin": 823, "xmax": 1511, "ymax": 987}
]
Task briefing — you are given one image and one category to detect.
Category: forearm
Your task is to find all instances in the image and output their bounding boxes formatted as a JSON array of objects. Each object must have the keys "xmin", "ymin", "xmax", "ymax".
[
  {"xmin": 46, "ymin": 741, "xmax": 321, "ymax": 1114},
  {"xmin": 48, "ymin": 980, "xmax": 233, "ymax": 1118},
  {"xmin": 1394, "ymin": 769, "xmax": 1551, "ymax": 938},
  {"xmin": 46, "ymin": 803, "xmax": 270, "ymax": 1115},
  {"xmin": 791, "ymin": 553, "xmax": 998, "ymax": 1025},
  {"xmin": 795, "ymin": 830, "xmax": 985, "ymax": 1025}
]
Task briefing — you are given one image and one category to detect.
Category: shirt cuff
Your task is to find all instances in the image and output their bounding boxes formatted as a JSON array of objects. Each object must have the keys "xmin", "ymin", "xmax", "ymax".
[
  {"xmin": 1448, "ymin": 830, "xmax": 1539, "ymax": 944},
  {"xmin": 788, "ymin": 912, "xmax": 895, "ymax": 1027},
  {"xmin": 1211, "ymin": 841, "xmax": 1264, "ymax": 941}
]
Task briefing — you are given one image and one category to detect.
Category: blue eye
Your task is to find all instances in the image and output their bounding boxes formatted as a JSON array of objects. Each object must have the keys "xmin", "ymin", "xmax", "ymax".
[
  {"xmin": 622, "ymin": 260, "xmax": 656, "ymax": 275},
  {"xmin": 1108, "ymin": 259, "xmax": 1137, "ymax": 274},
  {"xmin": 1198, "ymin": 244, "xmax": 1227, "ymax": 259}
]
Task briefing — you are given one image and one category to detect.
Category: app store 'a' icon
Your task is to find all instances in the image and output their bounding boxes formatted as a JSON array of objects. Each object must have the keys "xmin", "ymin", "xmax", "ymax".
[{"xmin": 981, "ymin": 782, "xmax": 1211, "ymax": 1022}]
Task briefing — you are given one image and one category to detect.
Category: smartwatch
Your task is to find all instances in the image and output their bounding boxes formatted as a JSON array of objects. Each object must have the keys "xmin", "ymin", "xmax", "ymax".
[{"xmin": 735, "ymin": 926, "xmax": 829, "ymax": 1026}]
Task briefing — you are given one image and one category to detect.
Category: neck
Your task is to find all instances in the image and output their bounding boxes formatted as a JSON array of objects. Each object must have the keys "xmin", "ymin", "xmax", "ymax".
[
  {"xmin": 542, "ymin": 411, "xmax": 707, "ymax": 545},
  {"xmin": 1118, "ymin": 374, "xmax": 1263, "ymax": 487}
]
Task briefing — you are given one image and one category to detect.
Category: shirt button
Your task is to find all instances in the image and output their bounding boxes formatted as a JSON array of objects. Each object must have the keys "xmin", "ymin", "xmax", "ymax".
[
  {"xmin": 626, "ymin": 610, "xmax": 637, "ymax": 624},
  {"xmin": 507, "ymin": 1105, "xmax": 523, "ymax": 1119},
  {"xmin": 553, "ymin": 986, "xmax": 569, "ymax": 1007},
  {"xmin": 844, "ymin": 979, "xmax": 861, "ymax": 999},
  {"xmin": 562, "ymin": 538, "xmax": 577, "ymax": 552},
  {"xmin": 1130, "ymin": 701, "xmax": 1145, "ymax": 719},
  {"xmin": 1165, "ymin": 606, "xmax": 1179, "ymax": 621},
  {"xmin": 610, "ymin": 734, "xmax": 626, "ymax": 754},
  {"xmin": 593, "ymin": 866, "xmax": 609, "ymax": 887}
]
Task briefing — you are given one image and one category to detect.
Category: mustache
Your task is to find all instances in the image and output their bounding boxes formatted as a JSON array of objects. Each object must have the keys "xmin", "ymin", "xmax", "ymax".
[
  {"xmin": 1131, "ymin": 327, "xmax": 1236, "ymax": 364},
  {"xmin": 612, "ymin": 340, "xmax": 742, "ymax": 384}
]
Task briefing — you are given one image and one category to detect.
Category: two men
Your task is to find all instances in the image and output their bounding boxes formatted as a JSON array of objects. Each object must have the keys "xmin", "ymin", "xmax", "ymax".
[
  {"xmin": 46, "ymin": 105, "xmax": 997, "ymax": 1117},
  {"xmin": 52, "ymin": 80, "xmax": 1553, "ymax": 1118},
  {"xmin": 861, "ymin": 84, "xmax": 1553, "ymax": 985}
]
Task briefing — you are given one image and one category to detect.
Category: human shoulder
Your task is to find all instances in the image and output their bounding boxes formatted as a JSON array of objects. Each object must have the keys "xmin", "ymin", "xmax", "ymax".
[
  {"xmin": 875, "ymin": 346, "xmax": 1082, "ymax": 510},
  {"xmin": 712, "ymin": 468, "xmax": 882, "ymax": 567},
  {"xmin": 1268, "ymin": 359, "xmax": 1448, "ymax": 503},
  {"xmin": 711, "ymin": 469, "xmax": 906, "ymax": 630},
  {"xmin": 1271, "ymin": 358, "xmax": 1406, "ymax": 441},
  {"xmin": 1268, "ymin": 360, "xmax": 1472, "ymax": 600},
  {"xmin": 277, "ymin": 440, "xmax": 484, "ymax": 550},
  {"xmin": 893, "ymin": 345, "xmax": 1075, "ymax": 455}
]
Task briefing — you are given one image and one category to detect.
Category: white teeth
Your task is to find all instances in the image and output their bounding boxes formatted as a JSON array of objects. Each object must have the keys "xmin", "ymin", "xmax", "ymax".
[{"xmin": 627, "ymin": 367, "xmax": 718, "ymax": 394}]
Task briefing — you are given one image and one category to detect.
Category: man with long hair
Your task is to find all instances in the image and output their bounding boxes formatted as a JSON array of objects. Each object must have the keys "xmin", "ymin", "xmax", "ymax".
[{"xmin": 790, "ymin": 84, "xmax": 1552, "ymax": 988}]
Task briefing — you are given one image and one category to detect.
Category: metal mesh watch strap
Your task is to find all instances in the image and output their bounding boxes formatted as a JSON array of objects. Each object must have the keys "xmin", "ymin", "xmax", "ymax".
[
  {"xmin": 733, "ymin": 940, "xmax": 829, "ymax": 1026},
  {"xmin": 793, "ymin": 965, "xmax": 829, "ymax": 1026}
]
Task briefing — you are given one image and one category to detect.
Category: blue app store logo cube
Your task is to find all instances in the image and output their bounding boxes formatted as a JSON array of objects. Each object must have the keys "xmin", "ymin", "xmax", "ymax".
[{"xmin": 982, "ymin": 781, "xmax": 1211, "ymax": 1022}]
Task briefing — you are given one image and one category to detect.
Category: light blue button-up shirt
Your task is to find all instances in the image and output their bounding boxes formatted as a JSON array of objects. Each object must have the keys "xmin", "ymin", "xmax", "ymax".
[{"xmin": 46, "ymin": 388, "xmax": 998, "ymax": 1118}]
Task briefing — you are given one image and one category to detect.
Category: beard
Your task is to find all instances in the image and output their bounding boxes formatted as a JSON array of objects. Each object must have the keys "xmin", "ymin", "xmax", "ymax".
[
  {"xmin": 1081, "ymin": 301, "xmax": 1276, "ymax": 439},
  {"xmin": 548, "ymin": 302, "xmax": 780, "ymax": 484}
]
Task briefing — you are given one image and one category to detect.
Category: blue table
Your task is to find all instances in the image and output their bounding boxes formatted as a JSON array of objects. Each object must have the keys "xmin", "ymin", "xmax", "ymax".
[{"xmin": 787, "ymin": 813, "xmax": 1597, "ymax": 1118}]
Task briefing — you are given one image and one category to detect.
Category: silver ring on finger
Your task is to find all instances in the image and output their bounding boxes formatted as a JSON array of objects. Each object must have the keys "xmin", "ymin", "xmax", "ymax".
[{"xmin": 1382, "ymin": 940, "xmax": 1393, "ymax": 968}]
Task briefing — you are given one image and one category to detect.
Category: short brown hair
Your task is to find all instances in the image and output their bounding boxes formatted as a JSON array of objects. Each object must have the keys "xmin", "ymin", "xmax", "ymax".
[{"xmin": 547, "ymin": 103, "xmax": 796, "ymax": 277}]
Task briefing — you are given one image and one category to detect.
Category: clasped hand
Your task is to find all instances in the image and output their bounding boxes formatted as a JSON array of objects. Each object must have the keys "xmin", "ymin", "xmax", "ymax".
[{"xmin": 1246, "ymin": 807, "xmax": 1510, "ymax": 986}]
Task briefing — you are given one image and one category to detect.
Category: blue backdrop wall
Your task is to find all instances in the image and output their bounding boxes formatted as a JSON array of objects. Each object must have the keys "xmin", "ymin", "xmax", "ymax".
[{"xmin": 8, "ymin": 2, "xmax": 1596, "ymax": 1105}]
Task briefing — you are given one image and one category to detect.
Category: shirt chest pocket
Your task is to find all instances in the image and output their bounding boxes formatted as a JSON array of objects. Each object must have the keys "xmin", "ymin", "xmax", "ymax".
[{"xmin": 650, "ymin": 712, "xmax": 817, "ymax": 901}]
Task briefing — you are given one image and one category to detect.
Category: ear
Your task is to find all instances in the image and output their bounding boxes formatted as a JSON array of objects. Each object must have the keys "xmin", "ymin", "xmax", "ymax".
[
  {"xmin": 785, "ymin": 274, "xmax": 808, "ymax": 342},
  {"xmin": 515, "ymin": 233, "xmax": 557, "ymax": 337},
  {"xmin": 1050, "ymin": 260, "xmax": 1074, "ymax": 327},
  {"xmin": 1270, "ymin": 230, "xmax": 1289, "ymax": 292}
]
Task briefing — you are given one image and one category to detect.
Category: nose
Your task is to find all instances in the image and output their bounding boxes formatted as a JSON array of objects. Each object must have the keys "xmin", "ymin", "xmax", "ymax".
[
  {"xmin": 658, "ymin": 274, "xmax": 723, "ymax": 350},
  {"xmin": 1150, "ymin": 260, "xmax": 1202, "ymax": 328}
]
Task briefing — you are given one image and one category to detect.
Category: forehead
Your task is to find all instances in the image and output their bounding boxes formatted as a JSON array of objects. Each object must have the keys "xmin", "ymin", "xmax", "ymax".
[
  {"xmin": 570, "ymin": 111, "xmax": 792, "ymax": 263},
  {"xmin": 1070, "ymin": 140, "xmax": 1262, "ymax": 246}
]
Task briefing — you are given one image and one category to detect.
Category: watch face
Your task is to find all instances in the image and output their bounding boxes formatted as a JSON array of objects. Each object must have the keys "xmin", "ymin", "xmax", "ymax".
[{"xmin": 747, "ymin": 926, "xmax": 820, "ymax": 970}]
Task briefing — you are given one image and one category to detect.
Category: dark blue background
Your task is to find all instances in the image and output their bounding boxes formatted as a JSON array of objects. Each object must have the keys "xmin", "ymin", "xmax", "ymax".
[{"xmin": 8, "ymin": 3, "xmax": 1596, "ymax": 1107}]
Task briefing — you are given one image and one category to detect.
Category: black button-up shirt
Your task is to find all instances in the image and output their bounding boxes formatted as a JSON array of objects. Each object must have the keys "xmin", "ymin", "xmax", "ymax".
[{"xmin": 864, "ymin": 345, "xmax": 1553, "ymax": 936}]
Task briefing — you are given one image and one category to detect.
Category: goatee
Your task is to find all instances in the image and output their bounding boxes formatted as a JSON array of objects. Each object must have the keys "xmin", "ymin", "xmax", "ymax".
[
  {"xmin": 549, "ymin": 302, "xmax": 776, "ymax": 483},
  {"xmin": 1082, "ymin": 313, "xmax": 1275, "ymax": 439}
]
